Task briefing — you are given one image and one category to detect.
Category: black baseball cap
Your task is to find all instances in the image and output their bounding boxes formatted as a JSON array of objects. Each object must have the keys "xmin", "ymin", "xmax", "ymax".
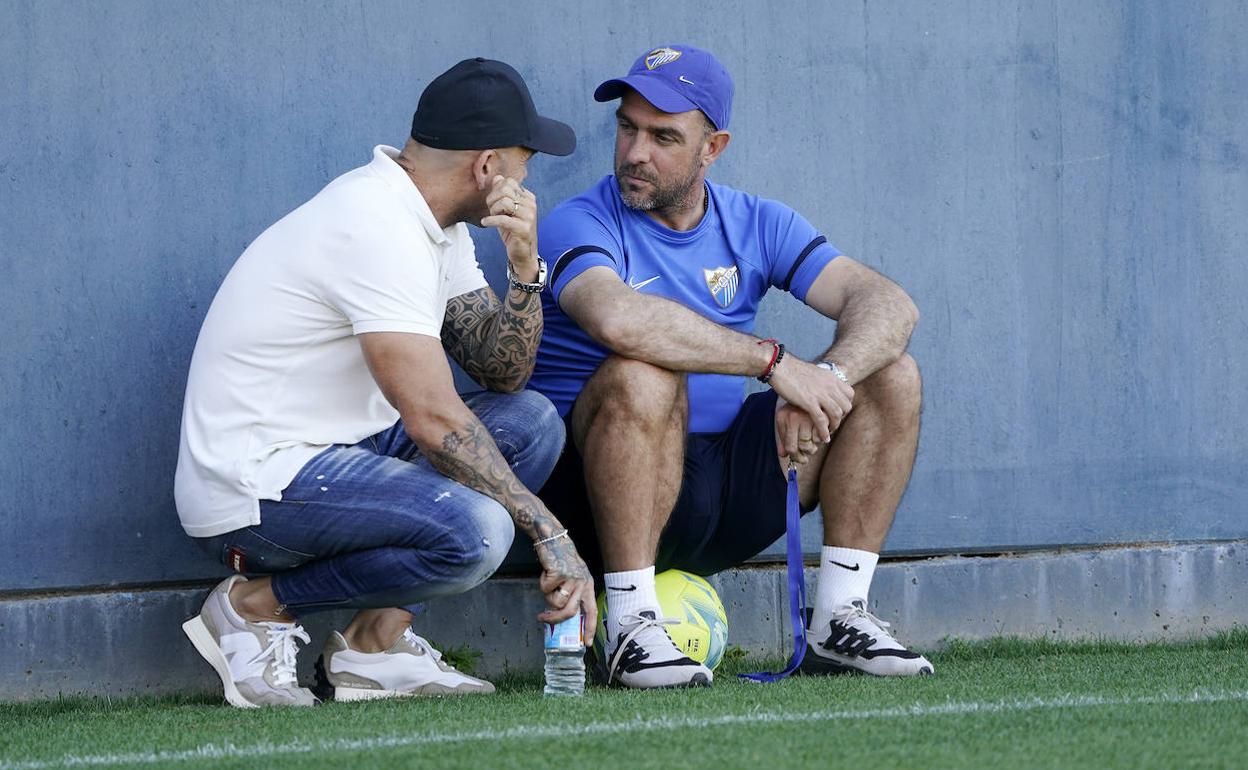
[{"xmin": 411, "ymin": 58, "xmax": 576, "ymax": 156}]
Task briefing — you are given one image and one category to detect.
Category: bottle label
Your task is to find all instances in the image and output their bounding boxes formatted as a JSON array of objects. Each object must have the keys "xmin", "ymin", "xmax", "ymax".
[{"xmin": 544, "ymin": 612, "xmax": 584, "ymax": 651}]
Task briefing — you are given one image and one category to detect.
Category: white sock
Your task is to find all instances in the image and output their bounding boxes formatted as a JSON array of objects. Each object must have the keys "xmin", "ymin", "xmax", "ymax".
[
  {"xmin": 810, "ymin": 546, "xmax": 879, "ymax": 634},
  {"xmin": 603, "ymin": 566, "xmax": 658, "ymax": 651}
]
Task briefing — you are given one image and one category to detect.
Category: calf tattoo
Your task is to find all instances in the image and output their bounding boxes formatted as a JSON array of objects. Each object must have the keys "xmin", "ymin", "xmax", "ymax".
[{"xmin": 441, "ymin": 286, "xmax": 542, "ymax": 392}]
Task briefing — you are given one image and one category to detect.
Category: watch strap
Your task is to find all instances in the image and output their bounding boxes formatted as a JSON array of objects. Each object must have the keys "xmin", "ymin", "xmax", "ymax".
[
  {"xmin": 817, "ymin": 360, "xmax": 850, "ymax": 384},
  {"xmin": 507, "ymin": 256, "xmax": 547, "ymax": 293}
]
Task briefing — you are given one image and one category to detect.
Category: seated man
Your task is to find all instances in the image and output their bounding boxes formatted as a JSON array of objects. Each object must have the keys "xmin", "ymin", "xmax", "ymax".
[
  {"xmin": 174, "ymin": 58, "xmax": 595, "ymax": 707},
  {"xmin": 530, "ymin": 45, "xmax": 931, "ymax": 689}
]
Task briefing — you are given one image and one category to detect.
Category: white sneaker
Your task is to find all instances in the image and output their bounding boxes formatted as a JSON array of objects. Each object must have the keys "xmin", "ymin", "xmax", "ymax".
[
  {"xmin": 802, "ymin": 600, "xmax": 934, "ymax": 677},
  {"xmin": 318, "ymin": 629, "xmax": 495, "ymax": 701},
  {"xmin": 606, "ymin": 611, "xmax": 713, "ymax": 689},
  {"xmin": 182, "ymin": 575, "xmax": 317, "ymax": 708}
]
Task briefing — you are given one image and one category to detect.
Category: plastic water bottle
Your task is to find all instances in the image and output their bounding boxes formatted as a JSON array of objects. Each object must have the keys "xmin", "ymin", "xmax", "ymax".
[{"xmin": 543, "ymin": 612, "xmax": 586, "ymax": 696}]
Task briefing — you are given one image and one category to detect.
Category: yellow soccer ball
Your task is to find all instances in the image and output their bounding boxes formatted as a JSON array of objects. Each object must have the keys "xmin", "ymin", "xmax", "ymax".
[{"xmin": 595, "ymin": 569, "xmax": 729, "ymax": 670}]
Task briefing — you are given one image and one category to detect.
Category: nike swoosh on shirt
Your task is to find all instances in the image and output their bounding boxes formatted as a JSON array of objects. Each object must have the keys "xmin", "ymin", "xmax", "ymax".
[
  {"xmin": 828, "ymin": 560, "xmax": 860, "ymax": 571},
  {"xmin": 629, "ymin": 276, "xmax": 661, "ymax": 291}
]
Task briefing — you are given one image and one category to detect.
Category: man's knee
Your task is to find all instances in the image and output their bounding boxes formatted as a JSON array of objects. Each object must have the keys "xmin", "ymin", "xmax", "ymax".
[
  {"xmin": 490, "ymin": 389, "xmax": 565, "ymax": 476},
  {"xmin": 582, "ymin": 356, "xmax": 686, "ymax": 427},
  {"xmin": 428, "ymin": 496, "xmax": 515, "ymax": 590},
  {"xmin": 857, "ymin": 353, "xmax": 921, "ymax": 414}
]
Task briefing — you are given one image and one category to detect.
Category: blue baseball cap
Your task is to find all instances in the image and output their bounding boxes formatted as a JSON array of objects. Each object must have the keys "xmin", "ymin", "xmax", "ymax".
[{"xmin": 594, "ymin": 44, "xmax": 734, "ymax": 130}]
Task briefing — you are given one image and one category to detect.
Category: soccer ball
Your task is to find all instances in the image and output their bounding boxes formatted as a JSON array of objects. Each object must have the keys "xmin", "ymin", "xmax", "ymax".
[{"xmin": 595, "ymin": 569, "xmax": 729, "ymax": 670}]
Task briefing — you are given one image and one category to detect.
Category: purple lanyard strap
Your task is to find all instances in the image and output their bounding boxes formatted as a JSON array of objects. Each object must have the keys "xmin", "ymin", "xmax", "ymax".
[{"xmin": 739, "ymin": 463, "xmax": 807, "ymax": 683}]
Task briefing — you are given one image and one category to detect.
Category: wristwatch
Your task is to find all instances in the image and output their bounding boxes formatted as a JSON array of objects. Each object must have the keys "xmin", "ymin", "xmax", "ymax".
[
  {"xmin": 507, "ymin": 256, "xmax": 547, "ymax": 294},
  {"xmin": 816, "ymin": 360, "xmax": 850, "ymax": 384}
]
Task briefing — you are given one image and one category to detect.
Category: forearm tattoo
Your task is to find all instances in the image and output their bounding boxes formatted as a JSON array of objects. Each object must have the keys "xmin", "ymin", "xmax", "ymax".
[
  {"xmin": 429, "ymin": 418, "xmax": 545, "ymax": 534},
  {"xmin": 429, "ymin": 418, "xmax": 588, "ymax": 578},
  {"xmin": 441, "ymin": 286, "xmax": 543, "ymax": 392}
]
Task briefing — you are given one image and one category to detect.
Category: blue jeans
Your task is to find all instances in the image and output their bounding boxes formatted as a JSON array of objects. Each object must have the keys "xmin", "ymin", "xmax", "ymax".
[{"xmin": 198, "ymin": 390, "xmax": 564, "ymax": 617}]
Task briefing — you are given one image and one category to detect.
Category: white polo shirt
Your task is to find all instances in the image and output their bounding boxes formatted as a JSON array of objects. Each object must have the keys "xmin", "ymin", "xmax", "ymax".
[{"xmin": 174, "ymin": 145, "xmax": 487, "ymax": 537}]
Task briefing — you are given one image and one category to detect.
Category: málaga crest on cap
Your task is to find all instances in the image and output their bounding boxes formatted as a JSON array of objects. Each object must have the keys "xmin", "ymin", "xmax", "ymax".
[{"xmin": 645, "ymin": 47, "xmax": 683, "ymax": 70}]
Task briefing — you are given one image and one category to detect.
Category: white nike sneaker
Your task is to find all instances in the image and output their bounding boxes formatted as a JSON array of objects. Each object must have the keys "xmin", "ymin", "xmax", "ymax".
[
  {"xmin": 317, "ymin": 629, "xmax": 495, "ymax": 701},
  {"xmin": 606, "ymin": 611, "xmax": 713, "ymax": 689},
  {"xmin": 182, "ymin": 575, "xmax": 317, "ymax": 708},
  {"xmin": 801, "ymin": 601, "xmax": 934, "ymax": 677}
]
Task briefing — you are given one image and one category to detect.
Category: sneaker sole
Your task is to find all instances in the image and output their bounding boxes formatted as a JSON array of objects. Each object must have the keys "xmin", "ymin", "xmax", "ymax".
[
  {"xmin": 314, "ymin": 655, "xmax": 494, "ymax": 701},
  {"xmin": 799, "ymin": 645, "xmax": 935, "ymax": 677},
  {"xmin": 589, "ymin": 645, "xmax": 714, "ymax": 689},
  {"xmin": 616, "ymin": 673, "xmax": 713, "ymax": 690},
  {"xmin": 798, "ymin": 648, "xmax": 861, "ymax": 676},
  {"xmin": 333, "ymin": 684, "xmax": 492, "ymax": 701},
  {"xmin": 181, "ymin": 615, "xmax": 260, "ymax": 709},
  {"xmin": 606, "ymin": 671, "xmax": 713, "ymax": 690}
]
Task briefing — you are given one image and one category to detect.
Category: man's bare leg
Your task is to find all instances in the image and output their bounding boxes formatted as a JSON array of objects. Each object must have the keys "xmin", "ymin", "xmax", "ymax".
[
  {"xmin": 571, "ymin": 355, "xmax": 687, "ymax": 571},
  {"xmin": 570, "ymin": 355, "xmax": 710, "ymax": 687},
  {"xmin": 230, "ymin": 577, "xmax": 295, "ymax": 622},
  {"xmin": 342, "ymin": 608, "xmax": 416, "ymax": 653},
  {"xmin": 231, "ymin": 578, "xmax": 413, "ymax": 652},
  {"xmin": 796, "ymin": 352, "xmax": 922, "ymax": 549},
  {"xmin": 791, "ymin": 354, "xmax": 931, "ymax": 675}
]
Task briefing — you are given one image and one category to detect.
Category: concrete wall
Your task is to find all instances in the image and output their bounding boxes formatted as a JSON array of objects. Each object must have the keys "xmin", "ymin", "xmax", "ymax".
[
  {"xmin": 2, "ymin": 0, "xmax": 1246, "ymax": 596},
  {"xmin": 6, "ymin": 544, "xmax": 1243, "ymax": 701}
]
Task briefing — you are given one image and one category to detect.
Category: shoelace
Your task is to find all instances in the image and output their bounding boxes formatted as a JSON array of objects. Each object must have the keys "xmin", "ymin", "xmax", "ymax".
[
  {"xmin": 403, "ymin": 629, "xmax": 452, "ymax": 669},
  {"xmin": 607, "ymin": 612, "xmax": 682, "ymax": 685},
  {"xmin": 833, "ymin": 604, "xmax": 898, "ymax": 648},
  {"xmin": 251, "ymin": 623, "xmax": 310, "ymax": 686}
]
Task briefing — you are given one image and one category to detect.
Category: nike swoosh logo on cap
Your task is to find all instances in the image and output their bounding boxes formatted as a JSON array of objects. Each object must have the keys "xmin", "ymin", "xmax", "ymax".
[
  {"xmin": 629, "ymin": 275, "xmax": 661, "ymax": 291},
  {"xmin": 678, "ymin": 75, "xmax": 696, "ymax": 85},
  {"xmin": 828, "ymin": 560, "xmax": 860, "ymax": 571}
]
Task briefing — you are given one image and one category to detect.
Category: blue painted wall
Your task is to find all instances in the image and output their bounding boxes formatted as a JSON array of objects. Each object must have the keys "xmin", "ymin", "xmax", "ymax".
[{"xmin": 2, "ymin": 1, "xmax": 1245, "ymax": 592}]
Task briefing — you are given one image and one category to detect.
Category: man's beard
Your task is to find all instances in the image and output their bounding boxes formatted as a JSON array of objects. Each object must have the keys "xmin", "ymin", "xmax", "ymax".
[{"xmin": 616, "ymin": 158, "xmax": 702, "ymax": 213}]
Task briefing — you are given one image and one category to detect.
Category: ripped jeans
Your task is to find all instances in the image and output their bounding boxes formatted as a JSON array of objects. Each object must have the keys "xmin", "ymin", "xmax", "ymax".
[{"xmin": 197, "ymin": 390, "xmax": 564, "ymax": 617}]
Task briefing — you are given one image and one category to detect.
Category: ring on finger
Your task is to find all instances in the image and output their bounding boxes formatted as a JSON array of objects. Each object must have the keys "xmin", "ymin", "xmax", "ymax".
[
  {"xmin": 511, "ymin": 199, "xmax": 520, "ymax": 215},
  {"xmin": 555, "ymin": 587, "xmax": 571, "ymax": 598}
]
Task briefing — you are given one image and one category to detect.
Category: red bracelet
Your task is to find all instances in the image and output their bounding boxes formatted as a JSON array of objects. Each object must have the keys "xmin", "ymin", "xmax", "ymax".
[{"xmin": 756, "ymin": 339, "xmax": 786, "ymax": 383}]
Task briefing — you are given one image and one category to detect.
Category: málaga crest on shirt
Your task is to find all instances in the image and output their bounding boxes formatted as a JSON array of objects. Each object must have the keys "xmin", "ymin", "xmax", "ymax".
[{"xmin": 703, "ymin": 265, "xmax": 739, "ymax": 308}]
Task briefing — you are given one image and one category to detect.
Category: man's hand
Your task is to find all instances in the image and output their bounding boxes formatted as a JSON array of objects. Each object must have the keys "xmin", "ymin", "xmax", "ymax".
[
  {"xmin": 774, "ymin": 396, "xmax": 826, "ymax": 466},
  {"xmin": 535, "ymin": 534, "xmax": 597, "ymax": 646},
  {"xmin": 480, "ymin": 175, "xmax": 538, "ymax": 276},
  {"xmin": 767, "ymin": 357, "xmax": 854, "ymax": 444}
]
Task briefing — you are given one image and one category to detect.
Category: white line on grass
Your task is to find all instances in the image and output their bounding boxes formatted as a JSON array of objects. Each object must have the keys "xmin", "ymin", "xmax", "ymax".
[{"xmin": 4, "ymin": 689, "xmax": 1245, "ymax": 769}]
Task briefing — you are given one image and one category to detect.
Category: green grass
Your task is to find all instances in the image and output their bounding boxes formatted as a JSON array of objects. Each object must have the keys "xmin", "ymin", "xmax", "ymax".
[{"xmin": 2, "ymin": 631, "xmax": 1245, "ymax": 770}]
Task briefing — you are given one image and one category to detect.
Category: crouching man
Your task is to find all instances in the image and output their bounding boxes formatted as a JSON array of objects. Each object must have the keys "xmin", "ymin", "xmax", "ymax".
[{"xmin": 174, "ymin": 58, "xmax": 595, "ymax": 707}]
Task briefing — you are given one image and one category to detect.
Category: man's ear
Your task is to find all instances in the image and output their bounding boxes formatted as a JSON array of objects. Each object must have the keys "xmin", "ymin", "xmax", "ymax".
[
  {"xmin": 702, "ymin": 131, "xmax": 732, "ymax": 168},
  {"xmin": 471, "ymin": 149, "xmax": 498, "ymax": 190}
]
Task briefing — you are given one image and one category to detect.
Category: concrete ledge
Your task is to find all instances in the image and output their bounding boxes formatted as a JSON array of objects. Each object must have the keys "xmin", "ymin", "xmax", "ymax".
[{"xmin": 2, "ymin": 542, "xmax": 1243, "ymax": 702}]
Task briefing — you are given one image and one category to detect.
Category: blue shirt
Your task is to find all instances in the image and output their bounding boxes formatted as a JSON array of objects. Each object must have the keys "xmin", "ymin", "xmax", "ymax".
[{"xmin": 530, "ymin": 175, "xmax": 842, "ymax": 433}]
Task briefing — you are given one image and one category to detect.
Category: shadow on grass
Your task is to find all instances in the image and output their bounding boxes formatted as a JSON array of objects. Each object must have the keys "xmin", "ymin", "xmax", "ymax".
[{"xmin": 3, "ymin": 628, "xmax": 1243, "ymax": 720}]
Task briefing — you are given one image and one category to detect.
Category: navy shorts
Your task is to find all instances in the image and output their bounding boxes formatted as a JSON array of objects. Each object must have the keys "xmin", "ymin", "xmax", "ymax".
[{"xmin": 537, "ymin": 389, "xmax": 814, "ymax": 577}]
